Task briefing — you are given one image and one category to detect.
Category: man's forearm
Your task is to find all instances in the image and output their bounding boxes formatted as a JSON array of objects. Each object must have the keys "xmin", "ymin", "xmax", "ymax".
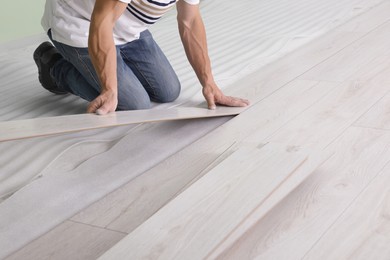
[
  {"xmin": 178, "ymin": 7, "xmax": 215, "ymax": 88},
  {"xmin": 88, "ymin": 12, "xmax": 118, "ymax": 94}
]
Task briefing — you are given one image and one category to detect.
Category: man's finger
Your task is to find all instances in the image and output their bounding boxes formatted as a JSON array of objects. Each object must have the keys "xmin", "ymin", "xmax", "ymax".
[
  {"xmin": 87, "ymin": 101, "xmax": 99, "ymax": 113},
  {"xmin": 218, "ymin": 95, "xmax": 249, "ymax": 107},
  {"xmin": 205, "ymin": 94, "xmax": 217, "ymax": 110},
  {"xmin": 96, "ymin": 104, "xmax": 110, "ymax": 115}
]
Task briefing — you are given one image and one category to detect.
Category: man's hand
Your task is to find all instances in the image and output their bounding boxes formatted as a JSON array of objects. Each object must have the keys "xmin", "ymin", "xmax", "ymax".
[
  {"xmin": 87, "ymin": 90, "xmax": 118, "ymax": 115},
  {"xmin": 203, "ymin": 84, "xmax": 250, "ymax": 110}
]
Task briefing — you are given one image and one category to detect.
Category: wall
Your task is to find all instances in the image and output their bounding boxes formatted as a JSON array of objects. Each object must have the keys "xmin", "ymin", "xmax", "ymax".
[{"xmin": 0, "ymin": 0, "xmax": 46, "ymax": 43}]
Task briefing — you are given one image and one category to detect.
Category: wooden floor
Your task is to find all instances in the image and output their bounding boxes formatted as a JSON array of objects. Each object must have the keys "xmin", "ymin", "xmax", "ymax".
[{"xmin": 5, "ymin": 2, "xmax": 390, "ymax": 259}]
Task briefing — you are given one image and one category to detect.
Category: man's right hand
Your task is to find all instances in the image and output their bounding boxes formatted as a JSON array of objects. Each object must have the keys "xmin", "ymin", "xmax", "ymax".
[{"xmin": 87, "ymin": 90, "xmax": 118, "ymax": 115}]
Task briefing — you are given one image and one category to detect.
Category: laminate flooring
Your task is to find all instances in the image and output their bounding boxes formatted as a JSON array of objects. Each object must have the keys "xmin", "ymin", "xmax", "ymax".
[{"xmin": 5, "ymin": 0, "xmax": 390, "ymax": 259}]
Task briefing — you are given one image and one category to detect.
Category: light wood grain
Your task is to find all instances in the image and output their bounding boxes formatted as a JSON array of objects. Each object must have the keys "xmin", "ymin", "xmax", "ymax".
[
  {"xmin": 354, "ymin": 92, "xmax": 390, "ymax": 130},
  {"xmin": 303, "ymin": 161, "xmax": 390, "ymax": 260},
  {"xmin": 299, "ymin": 21, "xmax": 390, "ymax": 82},
  {"xmin": 99, "ymin": 143, "xmax": 317, "ymax": 260},
  {"xmin": 264, "ymin": 79, "xmax": 390, "ymax": 149},
  {"xmin": 69, "ymin": 23, "xmax": 367, "ymax": 235},
  {"xmin": 71, "ymin": 80, "xmax": 336, "ymax": 233},
  {"xmin": 217, "ymin": 127, "xmax": 390, "ymax": 259},
  {"xmin": 207, "ymin": 143, "xmax": 331, "ymax": 259},
  {"xmin": 334, "ymin": 1, "xmax": 390, "ymax": 33},
  {"xmin": 19, "ymin": 4, "xmax": 386, "ymax": 256},
  {"xmin": 5, "ymin": 221, "xmax": 125, "ymax": 260},
  {"xmin": 0, "ymin": 107, "xmax": 245, "ymax": 142}
]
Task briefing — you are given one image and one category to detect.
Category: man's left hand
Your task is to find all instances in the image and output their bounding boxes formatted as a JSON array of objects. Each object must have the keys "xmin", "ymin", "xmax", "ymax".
[{"xmin": 202, "ymin": 84, "xmax": 250, "ymax": 110}]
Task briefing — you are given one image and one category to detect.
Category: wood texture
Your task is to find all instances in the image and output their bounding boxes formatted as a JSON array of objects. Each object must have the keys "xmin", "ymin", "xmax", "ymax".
[
  {"xmin": 99, "ymin": 143, "xmax": 319, "ymax": 260},
  {"xmin": 299, "ymin": 22, "xmax": 390, "ymax": 82},
  {"xmin": 71, "ymin": 80, "xmax": 336, "ymax": 233},
  {"xmin": 334, "ymin": 1, "xmax": 390, "ymax": 33},
  {"xmin": 302, "ymin": 162, "xmax": 390, "ymax": 260},
  {"xmin": 11, "ymin": 2, "xmax": 390, "ymax": 257},
  {"xmin": 264, "ymin": 80, "xmax": 389, "ymax": 149},
  {"xmin": 5, "ymin": 221, "xmax": 125, "ymax": 260},
  {"xmin": 354, "ymin": 92, "xmax": 390, "ymax": 130},
  {"xmin": 0, "ymin": 107, "xmax": 245, "ymax": 142},
  {"xmin": 217, "ymin": 127, "xmax": 390, "ymax": 259}
]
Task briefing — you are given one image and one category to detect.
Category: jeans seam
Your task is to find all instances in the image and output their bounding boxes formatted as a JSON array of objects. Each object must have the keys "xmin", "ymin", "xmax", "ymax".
[{"xmin": 73, "ymin": 48, "xmax": 101, "ymax": 91}]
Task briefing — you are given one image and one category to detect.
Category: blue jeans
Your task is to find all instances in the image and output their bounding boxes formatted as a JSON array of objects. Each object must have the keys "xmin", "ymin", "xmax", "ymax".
[{"xmin": 48, "ymin": 30, "xmax": 181, "ymax": 110}]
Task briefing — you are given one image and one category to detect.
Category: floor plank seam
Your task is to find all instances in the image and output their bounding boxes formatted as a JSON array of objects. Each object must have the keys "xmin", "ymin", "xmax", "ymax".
[
  {"xmin": 296, "ymin": 18, "xmax": 390, "ymax": 79},
  {"xmin": 351, "ymin": 125, "xmax": 390, "ymax": 132},
  {"xmin": 301, "ymin": 158, "xmax": 390, "ymax": 259},
  {"xmin": 351, "ymin": 89, "xmax": 390, "ymax": 127},
  {"xmin": 68, "ymin": 219, "xmax": 128, "ymax": 235},
  {"xmin": 322, "ymin": 87, "xmax": 390, "ymax": 151},
  {"xmin": 206, "ymin": 156, "xmax": 313, "ymax": 259},
  {"xmin": 176, "ymin": 141, "xmax": 239, "ymax": 194},
  {"xmin": 259, "ymin": 82, "xmax": 340, "ymax": 145}
]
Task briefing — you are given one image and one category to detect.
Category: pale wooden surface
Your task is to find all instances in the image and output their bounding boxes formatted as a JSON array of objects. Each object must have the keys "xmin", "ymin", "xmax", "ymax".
[
  {"xmin": 218, "ymin": 127, "xmax": 390, "ymax": 259},
  {"xmin": 8, "ymin": 1, "xmax": 390, "ymax": 259},
  {"xmin": 6, "ymin": 221, "xmax": 125, "ymax": 260},
  {"xmin": 355, "ymin": 92, "xmax": 390, "ymax": 130},
  {"xmin": 98, "ymin": 143, "xmax": 316, "ymax": 260},
  {"xmin": 0, "ymin": 107, "xmax": 245, "ymax": 142},
  {"xmin": 303, "ymin": 162, "xmax": 390, "ymax": 260},
  {"xmin": 71, "ymin": 79, "xmax": 336, "ymax": 234}
]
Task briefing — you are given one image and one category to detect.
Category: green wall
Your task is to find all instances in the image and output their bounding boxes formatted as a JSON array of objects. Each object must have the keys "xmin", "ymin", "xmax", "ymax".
[{"xmin": 0, "ymin": 0, "xmax": 46, "ymax": 43}]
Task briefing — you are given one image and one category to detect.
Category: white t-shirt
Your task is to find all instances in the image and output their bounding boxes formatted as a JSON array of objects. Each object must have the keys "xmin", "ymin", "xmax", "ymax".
[{"xmin": 42, "ymin": 0, "xmax": 199, "ymax": 47}]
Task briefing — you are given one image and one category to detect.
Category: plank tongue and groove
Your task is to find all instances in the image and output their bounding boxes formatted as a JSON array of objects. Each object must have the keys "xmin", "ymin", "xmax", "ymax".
[
  {"xmin": 99, "ymin": 143, "xmax": 320, "ymax": 260},
  {"xmin": 0, "ymin": 107, "xmax": 245, "ymax": 142}
]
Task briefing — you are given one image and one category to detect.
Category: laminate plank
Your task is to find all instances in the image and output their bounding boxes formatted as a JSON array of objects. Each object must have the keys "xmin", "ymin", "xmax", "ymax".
[
  {"xmin": 354, "ymin": 92, "xmax": 390, "ymax": 130},
  {"xmin": 98, "ymin": 143, "xmax": 317, "ymax": 260},
  {"xmin": 263, "ymin": 79, "xmax": 390, "ymax": 149},
  {"xmin": 5, "ymin": 221, "xmax": 125, "ymax": 260},
  {"xmin": 71, "ymin": 80, "xmax": 337, "ymax": 233},
  {"xmin": 206, "ymin": 143, "xmax": 331, "ymax": 259},
  {"xmin": 299, "ymin": 21, "xmax": 390, "ymax": 82},
  {"xmin": 334, "ymin": 1, "xmax": 390, "ymax": 33},
  {"xmin": 303, "ymin": 162, "xmax": 390, "ymax": 260},
  {"xmin": 0, "ymin": 107, "xmax": 246, "ymax": 142},
  {"xmin": 217, "ymin": 127, "xmax": 390, "ymax": 259}
]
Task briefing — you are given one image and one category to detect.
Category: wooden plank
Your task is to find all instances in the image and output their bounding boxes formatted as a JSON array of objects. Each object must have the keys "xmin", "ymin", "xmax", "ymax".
[
  {"xmin": 71, "ymin": 80, "xmax": 337, "ymax": 233},
  {"xmin": 354, "ymin": 92, "xmax": 390, "ymax": 130},
  {"xmin": 0, "ymin": 107, "xmax": 245, "ymax": 142},
  {"xmin": 99, "ymin": 143, "xmax": 318, "ymax": 260},
  {"xmin": 5, "ymin": 221, "xmax": 125, "ymax": 260},
  {"xmin": 217, "ymin": 127, "xmax": 390, "ymax": 259},
  {"xmin": 206, "ymin": 143, "xmax": 331, "ymax": 259},
  {"xmin": 302, "ymin": 162, "xmax": 390, "ymax": 260},
  {"xmin": 334, "ymin": 1, "xmax": 390, "ymax": 33},
  {"xmin": 299, "ymin": 21, "xmax": 390, "ymax": 82},
  {"xmin": 263, "ymin": 59, "xmax": 390, "ymax": 149}
]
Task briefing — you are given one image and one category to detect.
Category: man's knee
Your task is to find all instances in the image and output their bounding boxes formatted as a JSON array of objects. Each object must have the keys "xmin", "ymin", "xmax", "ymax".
[{"xmin": 155, "ymin": 81, "xmax": 181, "ymax": 103}]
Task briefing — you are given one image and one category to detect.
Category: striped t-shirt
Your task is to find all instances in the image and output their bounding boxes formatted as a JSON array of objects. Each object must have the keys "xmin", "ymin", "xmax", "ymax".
[{"xmin": 42, "ymin": 0, "xmax": 199, "ymax": 48}]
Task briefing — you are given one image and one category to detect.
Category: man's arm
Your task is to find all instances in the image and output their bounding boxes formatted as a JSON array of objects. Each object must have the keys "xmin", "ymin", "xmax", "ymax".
[
  {"xmin": 87, "ymin": 0, "xmax": 127, "ymax": 115},
  {"xmin": 176, "ymin": 1, "xmax": 249, "ymax": 109}
]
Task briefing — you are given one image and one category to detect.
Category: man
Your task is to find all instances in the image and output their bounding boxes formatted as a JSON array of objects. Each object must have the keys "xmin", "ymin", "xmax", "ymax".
[{"xmin": 34, "ymin": 0, "xmax": 249, "ymax": 115}]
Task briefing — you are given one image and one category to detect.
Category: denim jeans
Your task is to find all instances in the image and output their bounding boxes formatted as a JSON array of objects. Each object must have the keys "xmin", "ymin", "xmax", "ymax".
[{"xmin": 48, "ymin": 30, "xmax": 181, "ymax": 110}]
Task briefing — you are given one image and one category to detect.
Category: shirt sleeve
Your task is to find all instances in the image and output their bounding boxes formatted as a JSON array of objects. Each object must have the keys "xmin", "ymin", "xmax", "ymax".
[
  {"xmin": 118, "ymin": 0, "xmax": 131, "ymax": 3},
  {"xmin": 182, "ymin": 0, "xmax": 200, "ymax": 5}
]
